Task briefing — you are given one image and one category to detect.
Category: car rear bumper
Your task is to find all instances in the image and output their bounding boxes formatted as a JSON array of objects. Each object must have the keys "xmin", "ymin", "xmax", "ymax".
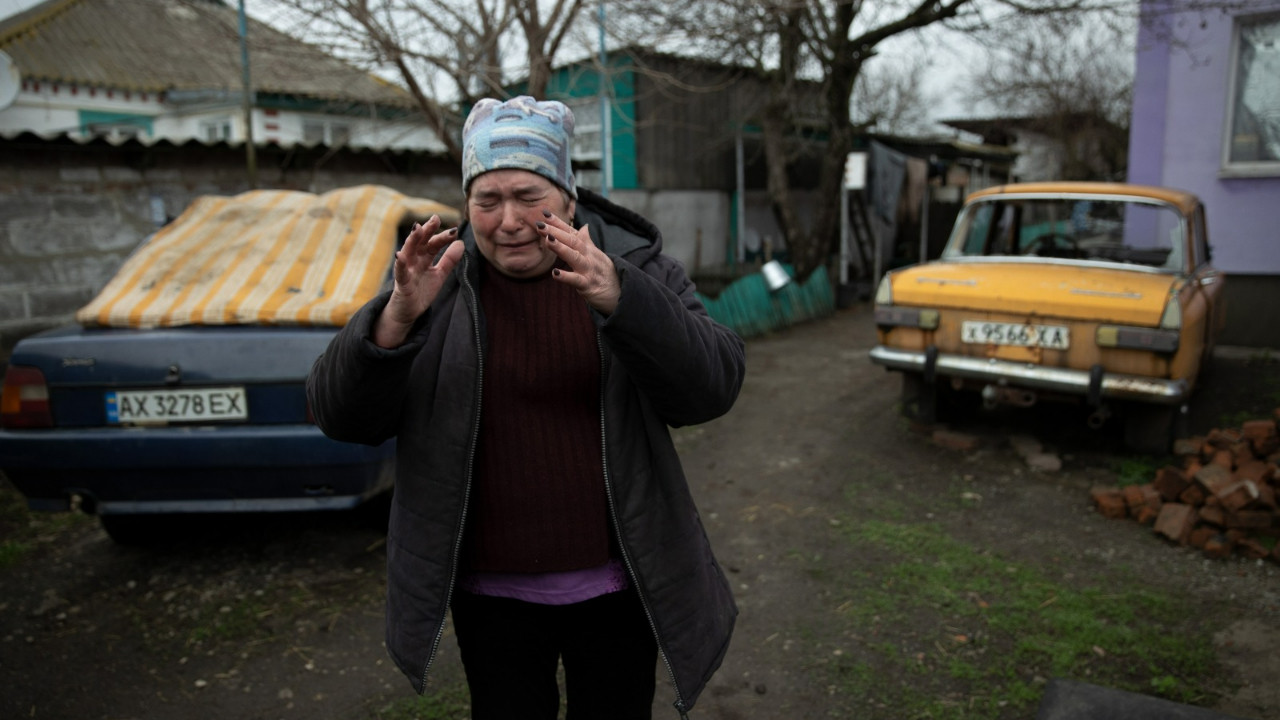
[
  {"xmin": 868, "ymin": 345, "xmax": 1189, "ymax": 404},
  {"xmin": 0, "ymin": 424, "xmax": 395, "ymax": 514}
]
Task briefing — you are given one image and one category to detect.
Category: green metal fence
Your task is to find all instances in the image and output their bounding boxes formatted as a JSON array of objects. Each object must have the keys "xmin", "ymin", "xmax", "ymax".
[{"xmin": 695, "ymin": 264, "xmax": 835, "ymax": 339}]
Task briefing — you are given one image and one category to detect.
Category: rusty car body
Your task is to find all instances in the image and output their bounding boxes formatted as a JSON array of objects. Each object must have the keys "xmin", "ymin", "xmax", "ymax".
[{"xmin": 869, "ymin": 182, "xmax": 1226, "ymax": 452}]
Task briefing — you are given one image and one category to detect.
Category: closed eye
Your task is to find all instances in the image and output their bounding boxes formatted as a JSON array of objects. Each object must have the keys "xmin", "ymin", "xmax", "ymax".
[{"xmin": 514, "ymin": 190, "xmax": 549, "ymax": 204}]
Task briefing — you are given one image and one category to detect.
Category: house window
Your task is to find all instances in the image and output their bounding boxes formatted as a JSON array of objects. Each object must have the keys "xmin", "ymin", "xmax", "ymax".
[
  {"xmin": 303, "ymin": 120, "xmax": 325, "ymax": 144},
  {"xmin": 303, "ymin": 119, "xmax": 351, "ymax": 146},
  {"xmin": 200, "ymin": 117, "xmax": 233, "ymax": 142},
  {"xmin": 1224, "ymin": 12, "xmax": 1280, "ymax": 174},
  {"xmin": 330, "ymin": 123, "xmax": 350, "ymax": 146},
  {"xmin": 78, "ymin": 110, "xmax": 152, "ymax": 140},
  {"xmin": 565, "ymin": 97, "xmax": 603, "ymax": 162}
]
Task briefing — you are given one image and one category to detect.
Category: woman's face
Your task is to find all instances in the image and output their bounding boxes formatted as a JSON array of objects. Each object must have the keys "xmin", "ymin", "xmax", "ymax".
[{"xmin": 466, "ymin": 169, "xmax": 574, "ymax": 278}]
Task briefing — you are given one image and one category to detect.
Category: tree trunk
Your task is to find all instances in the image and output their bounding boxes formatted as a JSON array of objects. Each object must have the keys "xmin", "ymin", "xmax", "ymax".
[
  {"xmin": 809, "ymin": 54, "xmax": 860, "ymax": 282},
  {"xmin": 394, "ymin": 56, "xmax": 462, "ymax": 163},
  {"xmin": 759, "ymin": 97, "xmax": 804, "ymax": 269}
]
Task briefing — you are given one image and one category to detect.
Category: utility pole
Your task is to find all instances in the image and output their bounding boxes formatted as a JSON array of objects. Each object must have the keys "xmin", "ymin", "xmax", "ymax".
[
  {"xmin": 597, "ymin": 0, "xmax": 611, "ymax": 196},
  {"xmin": 238, "ymin": 0, "xmax": 258, "ymax": 189}
]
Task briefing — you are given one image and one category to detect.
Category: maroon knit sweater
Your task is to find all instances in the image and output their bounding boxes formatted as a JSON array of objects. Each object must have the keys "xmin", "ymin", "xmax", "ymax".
[{"xmin": 464, "ymin": 260, "xmax": 610, "ymax": 573}]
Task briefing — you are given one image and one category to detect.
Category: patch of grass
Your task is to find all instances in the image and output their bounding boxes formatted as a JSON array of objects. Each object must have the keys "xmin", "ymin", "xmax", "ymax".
[
  {"xmin": 371, "ymin": 681, "xmax": 471, "ymax": 720},
  {"xmin": 0, "ymin": 539, "xmax": 31, "ymax": 569},
  {"xmin": 0, "ymin": 473, "xmax": 94, "ymax": 568},
  {"xmin": 1245, "ymin": 348, "xmax": 1277, "ymax": 366},
  {"xmin": 1112, "ymin": 457, "xmax": 1160, "ymax": 487},
  {"xmin": 844, "ymin": 473, "xmax": 910, "ymax": 522},
  {"xmin": 824, "ymin": 519, "xmax": 1221, "ymax": 719},
  {"xmin": 1218, "ymin": 409, "xmax": 1264, "ymax": 430},
  {"xmin": 181, "ymin": 577, "xmax": 368, "ymax": 650},
  {"xmin": 187, "ymin": 596, "xmax": 277, "ymax": 645}
]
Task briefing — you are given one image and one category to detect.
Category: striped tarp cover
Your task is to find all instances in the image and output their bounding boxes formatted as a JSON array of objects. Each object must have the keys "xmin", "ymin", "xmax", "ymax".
[{"xmin": 76, "ymin": 185, "xmax": 458, "ymax": 329}]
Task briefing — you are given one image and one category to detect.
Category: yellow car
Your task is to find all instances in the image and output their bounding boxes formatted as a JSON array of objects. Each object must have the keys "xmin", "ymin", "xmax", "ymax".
[{"xmin": 869, "ymin": 182, "xmax": 1226, "ymax": 453}]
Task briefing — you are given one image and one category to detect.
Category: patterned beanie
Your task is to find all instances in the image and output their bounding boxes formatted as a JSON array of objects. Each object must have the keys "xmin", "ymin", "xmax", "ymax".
[{"xmin": 462, "ymin": 96, "xmax": 577, "ymax": 199}]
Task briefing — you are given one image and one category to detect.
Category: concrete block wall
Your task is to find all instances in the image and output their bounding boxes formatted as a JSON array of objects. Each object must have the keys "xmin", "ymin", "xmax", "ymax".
[
  {"xmin": 609, "ymin": 189, "xmax": 730, "ymax": 273},
  {"xmin": 0, "ymin": 136, "xmax": 461, "ymax": 365}
]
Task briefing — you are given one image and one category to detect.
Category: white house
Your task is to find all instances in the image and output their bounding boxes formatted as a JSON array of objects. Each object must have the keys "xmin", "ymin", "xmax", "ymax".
[{"xmin": 0, "ymin": 0, "xmax": 442, "ymax": 152}]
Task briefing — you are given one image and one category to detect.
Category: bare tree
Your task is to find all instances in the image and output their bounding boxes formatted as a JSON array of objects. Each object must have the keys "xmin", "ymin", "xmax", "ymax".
[
  {"xmin": 261, "ymin": 0, "xmax": 588, "ymax": 161},
  {"xmin": 616, "ymin": 0, "xmax": 996, "ymax": 278},
  {"xmin": 852, "ymin": 53, "xmax": 936, "ymax": 135},
  {"xmin": 253, "ymin": 0, "xmax": 1246, "ymax": 277},
  {"xmin": 967, "ymin": 17, "xmax": 1134, "ymax": 180},
  {"xmin": 612, "ymin": 0, "xmax": 1258, "ymax": 280},
  {"xmin": 513, "ymin": 0, "xmax": 588, "ymax": 99}
]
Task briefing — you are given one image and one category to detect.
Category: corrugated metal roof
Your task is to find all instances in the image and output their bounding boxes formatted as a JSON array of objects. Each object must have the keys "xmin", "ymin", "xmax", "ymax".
[
  {"xmin": 0, "ymin": 127, "xmax": 445, "ymax": 155},
  {"xmin": 0, "ymin": 0, "xmax": 414, "ymax": 108}
]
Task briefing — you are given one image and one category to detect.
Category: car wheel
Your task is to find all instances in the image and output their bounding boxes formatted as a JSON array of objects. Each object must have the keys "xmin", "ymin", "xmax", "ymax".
[
  {"xmin": 99, "ymin": 514, "xmax": 174, "ymax": 545},
  {"xmin": 900, "ymin": 373, "xmax": 975, "ymax": 425},
  {"xmin": 1122, "ymin": 403, "xmax": 1188, "ymax": 456},
  {"xmin": 901, "ymin": 372, "xmax": 937, "ymax": 423}
]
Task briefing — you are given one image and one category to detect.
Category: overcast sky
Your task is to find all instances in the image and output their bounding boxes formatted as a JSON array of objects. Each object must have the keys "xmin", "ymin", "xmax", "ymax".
[
  {"xmin": 0, "ymin": 0, "xmax": 979, "ymax": 124},
  {"xmin": 0, "ymin": 0, "xmax": 36, "ymax": 17}
]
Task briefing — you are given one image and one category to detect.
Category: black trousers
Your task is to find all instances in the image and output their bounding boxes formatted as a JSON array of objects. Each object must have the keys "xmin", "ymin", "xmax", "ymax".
[{"xmin": 451, "ymin": 588, "xmax": 659, "ymax": 720}]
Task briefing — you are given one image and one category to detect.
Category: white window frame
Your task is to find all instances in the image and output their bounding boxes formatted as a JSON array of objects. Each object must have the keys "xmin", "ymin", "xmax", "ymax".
[
  {"xmin": 1221, "ymin": 11, "xmax": 1280, "ymax": 177},
  {"xmin": 330, "ymin": 123, "xmax": 351, "ymax": 146},
  {"xmin": 565, "ymin": 96, "xmax": 603, "ymax": 162},
  {"xmin": 199, "ymin": 116, "xmax": 233, "ymax": 142},
  {"xmin": 303, "ymin": 118, "xmax": 352, "ymax": 147},
  {"xmin": 86, "ymin": 123, "xmax": 143, "ymax": 141}
]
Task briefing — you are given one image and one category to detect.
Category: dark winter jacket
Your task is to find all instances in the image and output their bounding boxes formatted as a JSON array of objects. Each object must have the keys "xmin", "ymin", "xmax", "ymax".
[{"xmin": 305, "ymin": 188, "xmax": 745, "ymax": 715}]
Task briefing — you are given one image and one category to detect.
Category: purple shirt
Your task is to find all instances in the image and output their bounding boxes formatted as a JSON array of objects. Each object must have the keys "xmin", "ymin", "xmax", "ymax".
[{"xmin": 458, "ymin": 558, "xmax": 629, "ymax": 605}]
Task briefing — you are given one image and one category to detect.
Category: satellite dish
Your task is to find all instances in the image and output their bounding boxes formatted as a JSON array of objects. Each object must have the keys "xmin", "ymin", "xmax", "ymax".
[{"xmin": 0, "ymin": 51, "xmax": 19, "ymax": 111}]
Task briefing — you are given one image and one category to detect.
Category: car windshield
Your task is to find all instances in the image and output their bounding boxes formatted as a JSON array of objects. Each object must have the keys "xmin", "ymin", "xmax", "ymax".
[{"xmin": 944, "ymin": 196, "xmax": 1186, "ymax": 271}]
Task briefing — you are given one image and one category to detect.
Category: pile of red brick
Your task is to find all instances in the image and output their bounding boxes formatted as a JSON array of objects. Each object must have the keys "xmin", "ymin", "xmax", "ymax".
[{"xmin": 1091, "ymin": 412, "xmax": 1280, "ymax": 561}]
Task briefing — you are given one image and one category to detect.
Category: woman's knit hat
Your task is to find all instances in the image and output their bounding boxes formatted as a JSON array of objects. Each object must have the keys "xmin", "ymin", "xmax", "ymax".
[{"xmin": 461, "ymin": 96, "xmax": 577, "ymax": 199}]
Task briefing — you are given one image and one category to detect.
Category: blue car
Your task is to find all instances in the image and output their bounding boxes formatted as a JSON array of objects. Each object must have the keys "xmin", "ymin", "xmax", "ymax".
[{"xmin": 0, "ymin": 186, "xmax": 457, "ymax": 543}]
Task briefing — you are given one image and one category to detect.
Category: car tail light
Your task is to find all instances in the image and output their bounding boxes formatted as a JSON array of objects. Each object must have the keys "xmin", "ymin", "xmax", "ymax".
[
  {"xmin": 874, "ymin": 306, "xmax": 939, "ymax": 330},
  {"xmin": 1095, "ymin": 325, "xmax": 1180, "ymax": 353},
  {"xmin": 1, "ymin": 365, "xmax": 53, "ymax": 428}
]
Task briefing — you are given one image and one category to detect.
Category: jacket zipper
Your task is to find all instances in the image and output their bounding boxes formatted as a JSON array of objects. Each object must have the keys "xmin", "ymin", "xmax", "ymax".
[
  {"xmin": 420, "ymin": 253, "xmax": 484, "ymax": 692},
  {"xmin": 596, "ymin": 329, "xmax": 690, "ymax": 719}
]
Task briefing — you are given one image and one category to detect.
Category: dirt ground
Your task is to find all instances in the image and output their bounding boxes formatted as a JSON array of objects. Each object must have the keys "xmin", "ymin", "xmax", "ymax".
[{"xmin": 2, "ymin": 305, "xmax": 1279, "ymax": 720}]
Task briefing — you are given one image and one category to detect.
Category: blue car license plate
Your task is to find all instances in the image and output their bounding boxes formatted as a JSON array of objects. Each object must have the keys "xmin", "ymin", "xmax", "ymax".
[{"xmin": 105, "ymin": 387, "xmax": 248, "ymax": 424}]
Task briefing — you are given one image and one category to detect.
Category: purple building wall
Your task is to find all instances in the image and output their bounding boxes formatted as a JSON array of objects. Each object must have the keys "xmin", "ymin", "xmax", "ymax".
[{"xmin": 1129, "ymin": 0, "xmax": 1280, "ymax": 347}]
